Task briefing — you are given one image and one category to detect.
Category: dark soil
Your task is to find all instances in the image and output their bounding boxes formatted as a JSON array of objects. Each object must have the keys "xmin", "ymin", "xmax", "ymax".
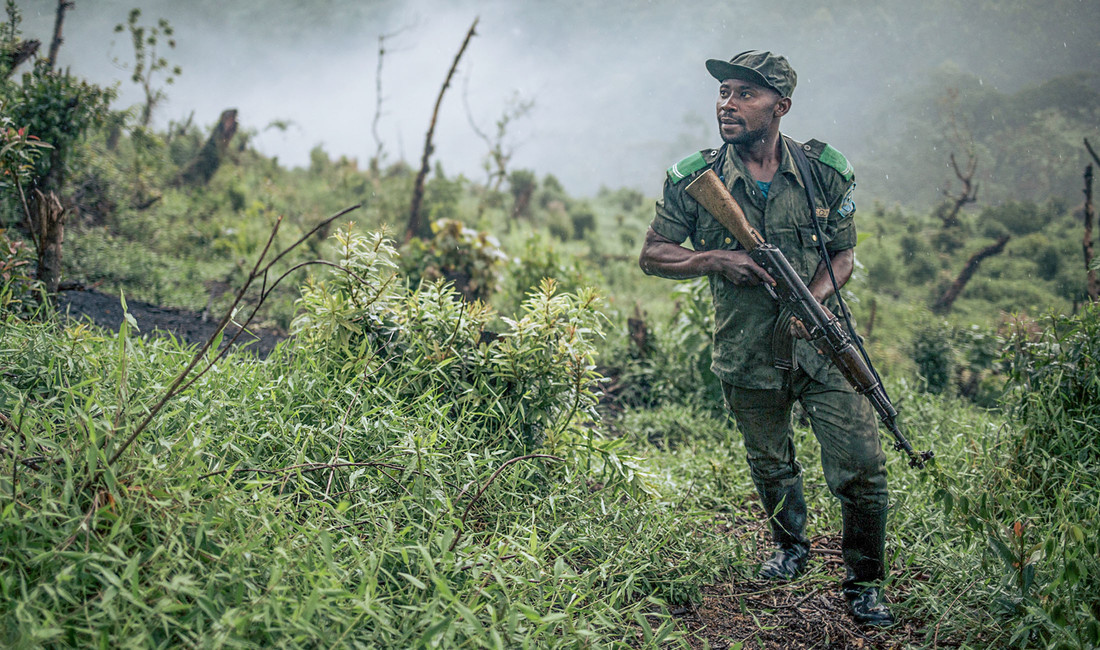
[
  {"xmin": 57, "ymin": 288, "xmax": 287, "ymax": 357},
  {"xmin": 673, "ymin": 534, "xmax": 929, "ymax": 649},
  {"xmin": 625, "ymin": 506, "xmax": 935, "ymax": 649}
]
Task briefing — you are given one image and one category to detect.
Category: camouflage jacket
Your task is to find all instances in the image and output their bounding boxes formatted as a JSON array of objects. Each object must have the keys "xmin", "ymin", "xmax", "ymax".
[{"xmin": 650, "ymin": 136, "xmax": 857, "ymax": 389}]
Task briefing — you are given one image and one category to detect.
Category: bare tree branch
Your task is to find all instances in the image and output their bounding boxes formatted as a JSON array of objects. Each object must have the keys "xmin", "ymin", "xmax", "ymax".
[
  {"xmin": 932, "ymin": 235, "xmax": 1010, "ymax": 313},
  {"xmin": 46, "ymin": 0, "xmax": 74, "ymax": 69},
  {"xmin": 938, "ymin": 152, "xmax": 979, "ymax": 229},
  {"xmin": 405, "ymin": 17, "xmax": 478, "ymax": 243},
  {"xmin": 1085, "ymin": 137, "xmax": 1100, "ymax": 168}
]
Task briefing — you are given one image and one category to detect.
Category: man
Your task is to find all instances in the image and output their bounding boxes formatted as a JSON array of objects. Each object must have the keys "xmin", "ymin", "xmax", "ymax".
[{"xmin": 638, "ymin": 50, "xmax": 894, "ymax": 626}]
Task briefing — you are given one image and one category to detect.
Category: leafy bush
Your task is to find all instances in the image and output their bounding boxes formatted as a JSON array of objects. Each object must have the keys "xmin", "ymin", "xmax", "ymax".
[
  {"xmin": 496, "ymin": 230, "xmax": 590, "ymax": 317},
  {"xmin": 0, "ymin": 228, "xmax": 39, "ymax": 316},
  {"xmin": 0, "ymin": 228, "xmax": 746, "ymax": 646},
  {"xmin": 399, "ymin": 219, "xmax": 507, "ymax": 303},
  {"xmin": 922, "ymin": 306, "xmax": 1100, "ymax": 649},
  {"xmin": 601, "ymin": 278, "xmax": 723, "ymax": 412}
]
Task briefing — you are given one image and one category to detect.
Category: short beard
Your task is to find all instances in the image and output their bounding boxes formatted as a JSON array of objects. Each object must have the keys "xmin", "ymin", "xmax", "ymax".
[{"xmin": 720, "ymin": 124, "xmax": 770, "ymax": 146}]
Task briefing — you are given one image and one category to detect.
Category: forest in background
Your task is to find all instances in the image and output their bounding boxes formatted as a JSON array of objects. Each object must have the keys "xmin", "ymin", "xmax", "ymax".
[{"xmin": 2, "ymin": 1, "xmax": 1099, "ymax": 648}]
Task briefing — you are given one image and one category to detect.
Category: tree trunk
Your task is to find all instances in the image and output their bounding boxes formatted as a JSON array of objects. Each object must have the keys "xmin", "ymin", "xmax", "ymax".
[
  {"xmin": 405, "ymin": 18, "xmax": 478, "ymax": 244},
  {"xmin": 4, "ymin": 39, "xmax": 39, "ymax": 77},
  {"xmin": 47, "ymin": 1, "xmax": 74, "ymax": 69},
  {"xmin": 1085, "ymin": 140, "xmax": 1100, "ymax": 303},
  {"xmin": 1084, "ymin": 165, "xmax": 1098, "ymax": 302},
  {"xmin": 32, "ymin": 189, "xmax": 66, "ymax": 295},
  {"xmin": 176, "ymin": 109, "xmax": 238, "ymax": 186},
  {"xmin": 864, "ymin": 298, "xmax": 877, "ymax": 340},
  {"xmin": 932, "ymin": 235, "xmax": 1009, "ymax": 314}
]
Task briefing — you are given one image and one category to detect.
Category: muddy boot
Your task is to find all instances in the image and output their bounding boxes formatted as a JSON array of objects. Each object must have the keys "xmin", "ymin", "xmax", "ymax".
[
  {"xmin": 756, "ymin": 477, "xmax": 810, "ymax": 580},
  {"xmin": 842, "ymin": 505, "xmax": 896, "ymax": 627}
]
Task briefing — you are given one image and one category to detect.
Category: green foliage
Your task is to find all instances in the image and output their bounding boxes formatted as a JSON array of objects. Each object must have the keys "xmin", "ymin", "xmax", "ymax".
[
  {"xmin": 863, "ymin": 70, "xmax": 1100, "ymax": 208},
  {"xmin": 114, "ymin": 8, "xmax": 182, "ymax": 127},
  {"xmin": 298, "ymin": 226, "xmax": 609, "ymax": 452},
  {"xmin": 0, "ymin": 102, "xmax": 51, "ymax": 195},
  {"xmin": 908, "ymin": 316, "xmax": 1004, "ymax": 404},
  {"xmin": 910, "ymin": 319, "xmax": 956, "ymax": 394},
  {"xmin": 0, "ymin": 246, "xmax": 742, "ymax": 645},
  {"xmin": 291, "ymin": 226, "xmax": 402, "ymax": 350},
  {"xmin": 601, "ymin": 278, "xmax": 723, "ymax": 412},
  {"xmin": 0, "ymin": 227, "xmax": 38, "ymax": 315},
  {"xmin": 496, "ymin": 230, "xmax": 590, "ymax": 317},
  {"xmin": 400, "ymin": 219, "xmax": 508, "ymax": 303},
  {"xmin": 508, "ymin": 168, "xmax": 537, "ymax": 218},
  {"xmin": 917, "ymin": 306, "xmax": 1100, "ymax": 649},
  {"xmin": 0, "ymin": 61, "xmax": 115, "ymax": 192}
]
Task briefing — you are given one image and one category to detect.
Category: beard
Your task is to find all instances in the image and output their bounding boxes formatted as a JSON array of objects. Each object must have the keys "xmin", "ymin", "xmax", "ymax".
[{"xmin": 719, "ymin": 122, "xmax": 770, "ymax": 146}]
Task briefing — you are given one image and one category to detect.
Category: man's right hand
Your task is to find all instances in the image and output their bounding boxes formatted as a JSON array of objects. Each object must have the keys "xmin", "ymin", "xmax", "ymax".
[{"xmin": 709, "ymin": 249, "xmax": 776, "ymax": 287}]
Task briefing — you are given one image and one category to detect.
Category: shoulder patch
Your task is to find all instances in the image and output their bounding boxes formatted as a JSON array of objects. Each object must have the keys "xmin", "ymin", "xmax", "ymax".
[
  {"xmin": 818, "ymin": 144, "xmax": 854, "ymax": 181},
  {"xmin": 666, "ymin": 150, "xmax": 711, "ymax": 184}
]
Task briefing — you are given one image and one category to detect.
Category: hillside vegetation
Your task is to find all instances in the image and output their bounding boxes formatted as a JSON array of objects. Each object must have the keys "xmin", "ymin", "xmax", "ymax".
[{"xmin": 2, "ymin": 3, "xmax": 1100, "ymax": 648}]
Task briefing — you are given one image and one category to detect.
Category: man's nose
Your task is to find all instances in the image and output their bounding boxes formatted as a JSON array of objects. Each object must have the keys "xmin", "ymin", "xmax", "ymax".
[{"xmin": 720, "ymin": 96, "xmax": 738, "ymax": 110}]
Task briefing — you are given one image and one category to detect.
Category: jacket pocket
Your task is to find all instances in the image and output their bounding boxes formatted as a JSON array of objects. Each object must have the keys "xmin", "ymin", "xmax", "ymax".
[{"xmin": 693, "ymin": 224, "xmax": 737, "ymax": 251}]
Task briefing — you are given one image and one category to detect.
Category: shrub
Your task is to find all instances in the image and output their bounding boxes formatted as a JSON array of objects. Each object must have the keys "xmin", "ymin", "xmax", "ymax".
[
  {"xmin": 0, "ymin": 228, "xmax": 39, "ymax": 316},
  {"xmin": 399, "ymin": 219, "xmax": 507, "ymax": 303}
]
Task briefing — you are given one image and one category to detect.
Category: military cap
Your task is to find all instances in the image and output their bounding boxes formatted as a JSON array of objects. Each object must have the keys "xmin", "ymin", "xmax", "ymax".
[{"xmin": 705, "ymin": 50, "xmax": 797, "ymax": 98}]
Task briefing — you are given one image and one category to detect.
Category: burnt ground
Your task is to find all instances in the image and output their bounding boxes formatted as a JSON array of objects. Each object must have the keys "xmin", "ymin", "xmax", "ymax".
[
  {"xmin": 627, "ymin": 506, "xmax": 939, "ymax": 650},
  {"xmin": 672, "ymin": 533, "xmax": 930, "ymax": 649},
  {"xmin": 54, "ymin": 289, "xmax": 936, "ymax": 649},
  {"xmin": 57, "ymin": 288, "xmax": 287, "ymax": 357}
]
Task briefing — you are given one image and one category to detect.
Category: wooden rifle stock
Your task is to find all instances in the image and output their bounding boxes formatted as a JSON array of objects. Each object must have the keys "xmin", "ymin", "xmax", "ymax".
[{"xmin": 685, "ymin": 169, "xmax": 933, "ymax": 469}]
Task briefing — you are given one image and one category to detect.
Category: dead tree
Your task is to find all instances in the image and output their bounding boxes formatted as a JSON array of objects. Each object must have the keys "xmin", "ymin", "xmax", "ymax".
[
  {"xmin": 864, "ymin": 298, "xmax": 877, "ymax": 340},
  {"xmin": 4, "ymin": 39, "xmax": 39, "ymax": 76},
  {"xmin": 405, "ymin": 18, "xmax": 478, "ymax": 244},
  {"xmin": 176, "ymin": 109, "xmax": 238, "ymax": 187},
  {"xmin": 1084, "ymin": 139, "xmax": 1100, "ymax": 302},
  {"xmin": 46, "ymin": 0, "xmax": 74, "ymax": 69},
  {"xmin": 30, "ymin": 189, "xmax": 66, "ymax": 295},
  {"xmin": 369, "ymin": 29, "xmax": 403, "ymax": 170},
  {"xmin": 935, "ymin": 152, "xmax": 979, "ymax": 229},
  {"xmin": 932, "ymin": 235, "xmax": 1010, "ymax": 314},
  {"xmin": 627, "ymin": 303, "xmax": 651, "ymax": 357}
]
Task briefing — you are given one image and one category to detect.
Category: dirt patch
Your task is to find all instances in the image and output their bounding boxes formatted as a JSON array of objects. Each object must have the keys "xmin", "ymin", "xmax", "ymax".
[
  {"xmin": 57, "ymin": 288, "xmax": 287, "ymax": 357},
  {"xmin": 669, "ymin": 528, "xmax": 932, "ymax": 650}
]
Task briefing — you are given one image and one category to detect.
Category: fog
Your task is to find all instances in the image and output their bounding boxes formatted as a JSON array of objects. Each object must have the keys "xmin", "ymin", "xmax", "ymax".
[{"xmin": 17, "ymin": 0, "xmax": 1100, "ymax": 197}]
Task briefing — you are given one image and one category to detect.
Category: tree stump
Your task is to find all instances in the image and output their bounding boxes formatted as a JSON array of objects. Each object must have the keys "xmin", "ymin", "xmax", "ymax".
[{"xmin": 176, "ymin": 109, "xmax": 238, "ymax": 186}]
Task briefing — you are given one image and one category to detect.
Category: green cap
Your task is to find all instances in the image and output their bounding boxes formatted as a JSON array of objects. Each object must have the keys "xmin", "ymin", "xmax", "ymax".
[{"xmin": 705, "ymin": 50, "xmax": 797, "ymax": 98}]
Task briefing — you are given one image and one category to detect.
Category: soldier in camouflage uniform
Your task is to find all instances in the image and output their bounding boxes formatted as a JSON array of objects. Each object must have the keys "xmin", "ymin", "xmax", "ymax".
[{"xmin": 638, "ymin": 51, "xmax": 894, "ymax": 626}]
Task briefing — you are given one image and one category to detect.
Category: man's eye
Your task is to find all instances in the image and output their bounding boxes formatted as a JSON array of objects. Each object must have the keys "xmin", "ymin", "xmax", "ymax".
[{"xmin": 741, "ymin": 92, "xmax": 752, "ymax": 98}]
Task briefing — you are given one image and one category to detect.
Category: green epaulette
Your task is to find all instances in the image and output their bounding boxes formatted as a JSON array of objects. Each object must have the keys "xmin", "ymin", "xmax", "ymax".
[
  {"xmin": 802, "ymin": 139, "xmax": 854, "ymax": 181},
  {"xmin": 666, "ymin": 148, "xmax": 718, "ymax": 184}
]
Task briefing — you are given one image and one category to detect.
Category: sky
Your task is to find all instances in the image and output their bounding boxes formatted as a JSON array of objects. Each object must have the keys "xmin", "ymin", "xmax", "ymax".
[{"xmin": 15, "ymin": 0, "xmax": 1100, "ymax": 197}]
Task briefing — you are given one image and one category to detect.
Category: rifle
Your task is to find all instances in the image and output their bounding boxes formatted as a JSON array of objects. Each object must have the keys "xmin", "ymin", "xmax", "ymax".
[{"xmin": 685, "ymin": 168, "xmax": 934, "ymax": 469}]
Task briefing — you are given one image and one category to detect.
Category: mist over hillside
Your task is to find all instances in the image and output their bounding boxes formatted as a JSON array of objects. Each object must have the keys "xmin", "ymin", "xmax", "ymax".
[{"xmin": 18, "ymin": 0, "xmax": 1100, "ymax": 200}]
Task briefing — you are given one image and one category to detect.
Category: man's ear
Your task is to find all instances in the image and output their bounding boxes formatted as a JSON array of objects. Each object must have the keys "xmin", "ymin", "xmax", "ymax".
[{"xmin": 774, "ymin": 97, "xmax": 792, "ymax": 118}]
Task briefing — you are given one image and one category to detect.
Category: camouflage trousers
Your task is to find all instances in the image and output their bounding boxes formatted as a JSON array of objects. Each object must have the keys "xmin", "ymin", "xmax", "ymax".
[{"xmin": 722, "ymin": 367, "xmax": 888, "ymax": 513}]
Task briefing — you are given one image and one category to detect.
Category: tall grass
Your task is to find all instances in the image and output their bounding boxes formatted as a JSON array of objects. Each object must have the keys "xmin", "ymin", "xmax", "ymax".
[{"xmin": 0, "ymin": 228, "xmax": 744, "ymax": 648}]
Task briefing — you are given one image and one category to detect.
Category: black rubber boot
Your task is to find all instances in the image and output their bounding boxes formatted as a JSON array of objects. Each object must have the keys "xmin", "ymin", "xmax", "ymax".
[
  {"xmin": 756, "ymin": 476, "xmax": 810, "ymax": 580},
  {"xmin": 842, "ymin": 505, "xmax": 896, "ymax": 627}
]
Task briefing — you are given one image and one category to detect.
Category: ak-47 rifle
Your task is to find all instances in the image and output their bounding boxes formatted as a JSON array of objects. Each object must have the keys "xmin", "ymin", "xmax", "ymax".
[{"xmin": 685, "ymin": 168, "xmax": 934, "ymax": 469}]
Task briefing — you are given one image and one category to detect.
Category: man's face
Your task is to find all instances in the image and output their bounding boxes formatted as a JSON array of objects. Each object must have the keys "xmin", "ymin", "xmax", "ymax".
[{"xmin": 716, "ymin": 79, "xmax": 784, "ymax": 145}]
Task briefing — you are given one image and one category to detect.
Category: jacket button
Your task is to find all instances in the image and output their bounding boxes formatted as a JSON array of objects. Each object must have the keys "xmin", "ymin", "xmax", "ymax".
[
  {"xmin": 812, "ymin": 234, "xmax": 818, "ymax": 242},
  {"xmin": 701, "ymin": 238, "xmax": 706, "ymax": 245},
  {"xmin": 803, "ymin": 144, "xmax": 812, "ymax": 151},
  {"xmin": 724, "ymin": 237, "xmax": 731, "ymax": 244}
]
